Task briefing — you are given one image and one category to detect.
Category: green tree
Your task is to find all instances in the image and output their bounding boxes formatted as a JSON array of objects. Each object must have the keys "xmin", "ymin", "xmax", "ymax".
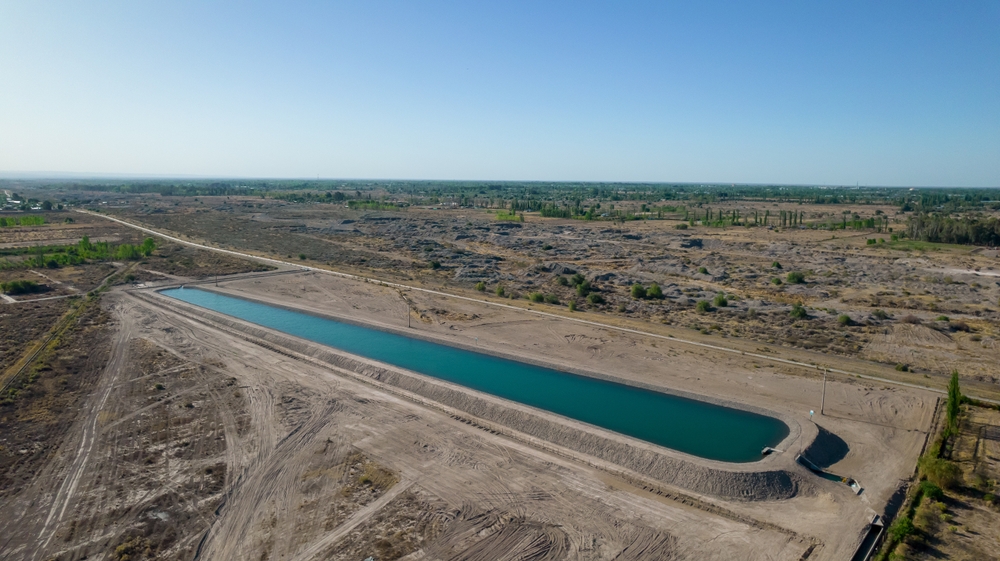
[
  {"xmin": 786, "ymin": 271, "xmax": 806, "ymax": 284},
  {"xmin": 920, "ymin": 456, "xmax": 962, "ymax": 489},
  {"xmin": 576, "ymin": 280, "xmax": 591, "ymax": 297},
  {"xmin": 697, "ymin": 266, "xmax": 709, "ymax": 275},
  {"xmin": 712, "ymin": 293, "xmax": 728, "ymax": 307},
  {"xmin": 947, "ymin": 370, "xmax": 962, "ymax": 429},
  {"xmin": 140, "ymin": 237, "xmax": 156, "ymax": 256},
  {"xmin": 568, "ymin": 301, "xmax": 576, "ymax": 312},
  {"xmin": 647, "ymin": 282, "xmax": 663, "ymax": 299},
  {"xmin": 495, "ymin": 284, "xmax": 505, "ymax": 297},
  {"xmin": 789, "ymin": 304, "xmax": 808, "ymax": 319},
  {"xmin": 696, "ymin": 300, "xmax": 711, "ymax": 313},
  {"xmin": 475, "ymin": 281, "xmax": 486, "ymax": 292},
  {"xmin": 586, "ymin": 293, "xmax": 604, "ymax": 304},
  {"xmin": 630, "ymin": 284, "xmax": 646, "ymax": 299},
  {"xmin": 887, "ymin": 516, "xmax": 914, "ymax": 542},
  {"xmin": 528, "ymin": 292, "xmax": 544, "ymax": 302}
]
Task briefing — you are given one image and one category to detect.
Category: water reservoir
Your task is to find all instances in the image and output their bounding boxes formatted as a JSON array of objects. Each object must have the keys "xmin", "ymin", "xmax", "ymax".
[{"xmin": 162, "ymin": 287, "xmax": 789, "ymax": 462}]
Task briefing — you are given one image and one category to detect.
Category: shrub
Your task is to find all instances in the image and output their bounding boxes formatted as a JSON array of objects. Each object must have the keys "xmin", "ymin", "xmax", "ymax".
[
  {"xmin": 568, "ymin": 301, "xmax": 576, "ymax": 312},
  {"xmin": 771, "ymin": 277, "xmax": 782, "ymax": 286},
  {"xmin": 935, "ymin": 315, "xmax": 950, "ymax": 322},
  {"xmin": 920, "ymin": 457, "xmax": 962, "ymax": 489},
  {"xmin": 542, "ymin": 244, "xmax": 553, "ymax": 250},
  {"xmin": 556, "ymin": 276, "xmax": 569, "ymax": 286},
  {"xmin": 543, "ymin": 294, "xmax": 560, "ymax": 304},
  {"xmin": 712, "ymin": 293, "xmax": 728, "ymax": 307},
  {"xmin": 837, "ymin": 314, "xmax": 851, "ymax": 326},
  {"xmin": 899, "ymin": 314, "xmax": 922, "ymax": 324},
  {"xmin": 914, "ymin": 501, "xmax": 942, "ymax": 531},
  {"xmin": 674, "ymin": 223, "xmax": 688, "ymax": 229},
  {"xmin": 298, "ymin": 253, "xmax": 306, "ymax": 260},
  {"xmin": 429, "ymin": 260, "xmax": 441, "ymax": 269},
  {"xmin": 570, "ymin": 273, "xmax": 586, "ymax": 286},
  {"xmin": 887, "ymin": 516, "xmax": 915, "ymax": 542},
  {"xmin": 528, "ymin": 292, "xmax": 544, "ymax": 303},
  {"xmin": 475, "ymin": 281, "xmax": 486, "ymax": 291},
  {"xmin": 586, "ymin": 293, "xmax": 604, "ymax": 304},
  {"xmin": 647, "ymin": 283, "xmax": 663, "ymax": 299},
  {"xmin": 895, "ymin": 363, "xmax": 910, "ymax": 372},
  {"xmin": 772, "ymin": 261, "xmax": 782, "ymax": 269},
  {"xmin": 696, "ymin": 300, "xmax": 711, "ymax": 313},
  {"xmin": 630, "ymin": 284, "xmax": 646, "ymax": 299},
  {"xmin": 0, "ymin": 280, "xmax": 42, "ymax": 295},
  {"xmin": 789, "ymin": 304, "xmax": 808, "ymax": 319},
  {"xmin": 495, "ymin": 284, "xmax": 505, "ymax": 297},
  {"xmin": 576, "ymin": 281, "xmax": 591, "ymax": 297},
  {"xmin": 948, "ymin": 320, "xmax": 970, "ymax": 332},
  {"xmin": 786, "ymin": 271, "xmax": 806, "ymax": 284},
  {"xmin": 918, "ymin": 481, "xmax": 944, "ymax": 502},
  {"xmin": 697, "ymin": 266, "xmax": 709, "ymax": 275},
  {"xmin": 872, "ymin": 309, "xmax": 890, "ymax": 320}
]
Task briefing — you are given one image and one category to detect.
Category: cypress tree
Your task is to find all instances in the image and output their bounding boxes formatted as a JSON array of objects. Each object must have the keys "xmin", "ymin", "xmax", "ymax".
[{"xmin": 947, "ymin": 370, "xmax": 961, "ymax": 429}]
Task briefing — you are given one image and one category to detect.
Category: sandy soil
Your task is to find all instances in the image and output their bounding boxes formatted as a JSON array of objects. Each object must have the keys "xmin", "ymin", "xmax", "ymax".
[
  {"xmin": 0, "ymin": 206, "xmax": 951, "ymax": 560},
  {"xmin": 0, "ymin": 289, "xmax": 807, "ymax": 560},
  {"xmin": 114, "ymin": 270, "xmax": 934, "ymax": 559}
]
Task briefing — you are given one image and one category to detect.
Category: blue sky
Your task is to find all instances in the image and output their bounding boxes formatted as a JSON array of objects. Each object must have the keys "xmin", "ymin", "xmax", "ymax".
[{"xmin": 1, "ymin": 1, "xmax": 998, "ymax": 186}]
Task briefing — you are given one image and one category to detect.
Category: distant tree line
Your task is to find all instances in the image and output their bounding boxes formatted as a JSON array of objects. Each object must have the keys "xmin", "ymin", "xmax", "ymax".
[
  {"xmin": 0, "ymin": 215, "xmax": 45, "ymax": 227},
  {"xmin": 906, "ymin": 213, "xmax": 1000, "ymax": 246},
  {"xmin": 0, "ymin": 236, "xmax": 156, "ymax": 270}
]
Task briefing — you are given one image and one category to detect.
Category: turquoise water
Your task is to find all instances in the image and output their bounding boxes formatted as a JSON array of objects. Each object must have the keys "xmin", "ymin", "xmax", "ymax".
[{"xmin": 162, "ymin": 288, "xmax": 789, "ymax": 462}]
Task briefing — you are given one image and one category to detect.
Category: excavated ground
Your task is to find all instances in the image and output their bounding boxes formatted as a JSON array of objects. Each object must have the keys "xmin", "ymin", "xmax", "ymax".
[
  {"xmin": 0, "ymin": 211, "xmax": 938, "ymax": 560},
  {"xmin": 2, "ymin": 268, "xmax": 929, "ymax": 560}
]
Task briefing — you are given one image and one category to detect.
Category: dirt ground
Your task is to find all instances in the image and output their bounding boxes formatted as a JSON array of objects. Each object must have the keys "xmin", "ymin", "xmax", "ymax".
[
  {"xmin": 1, "ymin": 265, "xmax": 934, "ymax": 560},
  {"xmin": 1, "ymin": 289, "xmax": 807, "ymax": 560},
  {"xmin": 204, "ymin": 269, "xmax": 935, "ymax": 555},
  {"xmin": 900, "ymin": 405, "xmax": 1000, "ymax": 560},
  {"xmin": 102, "ymin": 197, "xmax": 1000, "ymax": 399},
  {"xmin": 0, "ymin": 199, "xmax": 989, "ymax": 560}
]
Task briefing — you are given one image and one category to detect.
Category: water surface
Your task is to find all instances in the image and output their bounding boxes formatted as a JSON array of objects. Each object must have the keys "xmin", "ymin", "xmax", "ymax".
[{"xmin": 162, "ymin": 287, "xmax": 789, "ymax": 462}]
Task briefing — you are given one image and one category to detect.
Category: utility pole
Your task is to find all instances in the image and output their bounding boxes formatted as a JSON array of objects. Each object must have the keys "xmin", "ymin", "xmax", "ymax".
[
  {"xmin": 821, "ymin": 369, "xmax": 827, "ymax": 415},
  {"xmin": 404, "ymin": 292, "xmax": 410, "ymax": 328}
]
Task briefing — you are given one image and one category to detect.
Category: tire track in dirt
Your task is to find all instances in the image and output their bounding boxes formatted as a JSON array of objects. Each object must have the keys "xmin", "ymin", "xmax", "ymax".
[
  {"xmin": 33, "ymin": 300, "xmax": 135, "ymax": 555},
  {"xmin": 289, "ymin": 478, "xmax": 415, "ymax": 561}
]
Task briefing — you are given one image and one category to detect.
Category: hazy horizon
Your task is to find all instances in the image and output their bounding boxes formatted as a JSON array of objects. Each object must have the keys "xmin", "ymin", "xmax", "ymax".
[{"xmin": 2, "ymin": 2, "xmax": 998, "ymax": 186}]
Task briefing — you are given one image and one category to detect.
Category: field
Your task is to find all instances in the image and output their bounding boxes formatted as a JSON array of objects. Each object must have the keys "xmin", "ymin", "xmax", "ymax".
[{"xmin": 0, "ymin": 184, "xmax": 998, "ymax": 560}]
